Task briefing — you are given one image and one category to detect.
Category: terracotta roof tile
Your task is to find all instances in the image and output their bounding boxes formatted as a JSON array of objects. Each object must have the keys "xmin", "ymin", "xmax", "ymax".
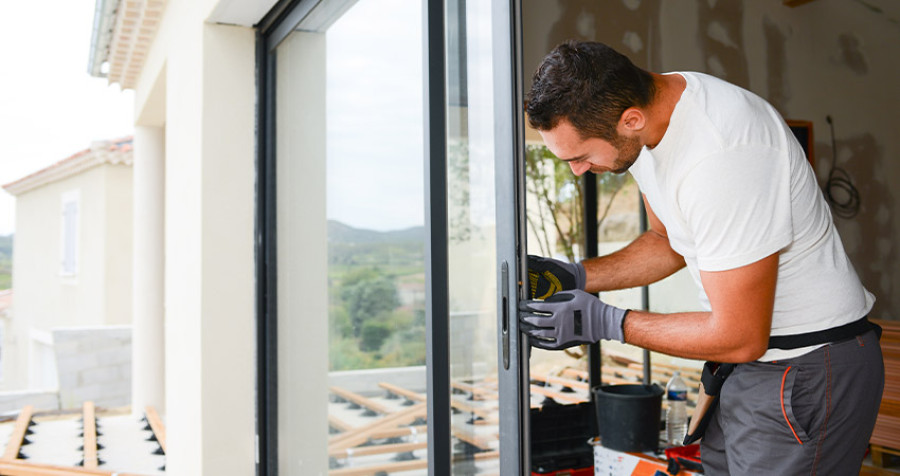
[{"xmin": 2, "ymin": 137, "xmax": 133, "ymax": 195}]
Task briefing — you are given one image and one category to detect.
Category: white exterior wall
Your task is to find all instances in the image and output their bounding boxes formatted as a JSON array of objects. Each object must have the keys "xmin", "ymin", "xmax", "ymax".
[
  {"xmin": 6, "ymin": 163, "xmax": 133, "ymax": 390},
  {"xmin": 131, "ymin": 1, "xmax": 257, "ymax": 474}
]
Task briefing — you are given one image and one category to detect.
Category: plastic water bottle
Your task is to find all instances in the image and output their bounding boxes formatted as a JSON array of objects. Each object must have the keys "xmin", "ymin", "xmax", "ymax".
[{"xmin": 666, "ymin": 371, "xmax": 688, "ymax": 447}]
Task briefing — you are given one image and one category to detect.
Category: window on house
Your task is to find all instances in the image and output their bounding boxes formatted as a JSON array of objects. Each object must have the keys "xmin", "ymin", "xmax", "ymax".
[{"xmin": 60, "ymin": 190, "xmax": 80, "ymax": 276}]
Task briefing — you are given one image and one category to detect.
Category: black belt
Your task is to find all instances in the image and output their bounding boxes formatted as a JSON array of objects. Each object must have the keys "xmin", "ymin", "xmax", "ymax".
[
  {"xmin": 767, "ymin": 316, "xmax": 879, "ymax": 350},
  {"xmin": 683, "ymin": 316, "xmax": 878, "ymax": 446}
]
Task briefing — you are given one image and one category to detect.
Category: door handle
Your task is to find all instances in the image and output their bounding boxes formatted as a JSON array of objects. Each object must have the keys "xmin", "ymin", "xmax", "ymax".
[{"xmin": 501, "ymin": 260, "xmax": 510, "ymax": 370}]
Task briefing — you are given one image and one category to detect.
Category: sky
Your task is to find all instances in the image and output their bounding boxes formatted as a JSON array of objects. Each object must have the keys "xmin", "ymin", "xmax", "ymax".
[
  {"xmin": 0, "ymin": 2, "xmax": 134, "ymax": 236},
  {"xmin": 325, "ymin": 0, "xmax": 425, "ymax": 231}
]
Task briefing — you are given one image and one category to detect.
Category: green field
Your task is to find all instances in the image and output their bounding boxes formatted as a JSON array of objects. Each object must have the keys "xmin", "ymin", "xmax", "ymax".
[
  {"xmin": 0, "ymin": 235, "xmax": 11, "ymax": 290},
  {"xmin": 327, "ymin": 221, "xmax": 425, "ymax": 371}
]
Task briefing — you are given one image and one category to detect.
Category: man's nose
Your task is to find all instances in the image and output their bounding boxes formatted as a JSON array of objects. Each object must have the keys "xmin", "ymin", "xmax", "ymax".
[{"xmin": 569, "ymin": 160, "xmax": 590, "ymax": 176}]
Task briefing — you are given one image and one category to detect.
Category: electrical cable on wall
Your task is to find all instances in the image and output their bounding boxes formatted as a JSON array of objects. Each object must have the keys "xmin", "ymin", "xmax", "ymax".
[{"xmin": 823, "ymin": 115, "xmax": 860, "ymax": 219}]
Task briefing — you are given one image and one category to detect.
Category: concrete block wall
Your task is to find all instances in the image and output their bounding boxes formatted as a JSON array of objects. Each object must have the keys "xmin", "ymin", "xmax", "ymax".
[
  {"xmin": 52, "ymin": 325, "xmax": 131, "ymax": 409},
  {"xmin": 0, "ymin": 390, "xmax": 59, "ymax": 416}
]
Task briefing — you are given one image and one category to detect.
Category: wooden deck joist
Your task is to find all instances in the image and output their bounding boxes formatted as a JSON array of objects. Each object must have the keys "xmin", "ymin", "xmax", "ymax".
[
  {"xmin": 2, "ymin": 405, "xmax": 34, "ymax": 461},
  {"xmin": 328, "ymin": 440, "xmax": 428, "ymax": 459},
  {"xmin": 378, "ymin": 382, "xmax": 426, "ymax": 403},
  {"xmin": 330, "ymin": 386, "xmax": 392, "ymax": 415},
  {"xmin": 450, "ymin": 381, "xmax": 498, "ymax": 400},
  {"xmin": 0, "ymin": 459, "xmax": 146, "ymax": 476},
  {"xmin": 144, "ymin": 406, "xmax": 167, "ymax": 454},
  {"xmin": 329, "ymin": 444, "xmax": 499, "ymax": 476},
  {"xmin": 529, "ymin": 384, "xmax": 586, "ymax": 404},
  {"xmin": 81, "ymin": 402, "xmax": 98, "ymax": 469},
  {"xmin": 452, "ymin": 429, "xmax": 496, "ymax": 451},
  {"xmin": 450, "ymin": 397, "xmax": 498, "ymax": 422},
  {"xmin": 367, "ymin": 424, "xmax": 427, "ymax": 441},
  {"xmin": 531, "ymin": 372, "xmax": 590, "ymax": 391},
  {"xmin": 328, "ymin": 414, "xmax": 354, "ymax": 433},
  {"xmin": 328, "ymin": 403, "xmax": 427, "ymax": 451},
  {"xmin": 329, "ymin": 458, "xmax": 428, "ymax": 476}
]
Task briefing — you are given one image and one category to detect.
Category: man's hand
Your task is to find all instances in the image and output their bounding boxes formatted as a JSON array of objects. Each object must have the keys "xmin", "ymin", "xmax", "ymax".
[
  {"xmin": 527, "ymin": 255, "xmax": 586, "ymax": 299},
  {"xmin": 519, "ymin": 290, "xmax": 628, "ymax": 350}
]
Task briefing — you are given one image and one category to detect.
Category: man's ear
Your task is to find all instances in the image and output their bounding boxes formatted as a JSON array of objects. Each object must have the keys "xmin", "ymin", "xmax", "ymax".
[{"xmin": 619, "ymin": 107, "xmax": 646, "ymax": 132}]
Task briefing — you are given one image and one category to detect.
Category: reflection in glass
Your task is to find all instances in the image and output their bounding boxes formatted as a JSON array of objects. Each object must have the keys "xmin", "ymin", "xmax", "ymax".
[
  {"xmin": 275, "ymin": 1, "xmax": 427, "ymax": 474},
  {"xmin": 446, "ymin": 0, "xmax": 501, "ymax": 473}
]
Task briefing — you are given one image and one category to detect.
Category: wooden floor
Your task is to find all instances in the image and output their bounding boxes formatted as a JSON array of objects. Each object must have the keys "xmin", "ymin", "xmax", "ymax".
[{"xmin": 862, "ymin": 455, "xmax": 900, "ymax": 475}]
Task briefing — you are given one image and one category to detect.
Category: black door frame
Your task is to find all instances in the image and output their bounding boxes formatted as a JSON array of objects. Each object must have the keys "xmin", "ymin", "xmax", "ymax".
[{"xmin": 255, "ymin": 1, "xmax": 524, "ymax": 474}]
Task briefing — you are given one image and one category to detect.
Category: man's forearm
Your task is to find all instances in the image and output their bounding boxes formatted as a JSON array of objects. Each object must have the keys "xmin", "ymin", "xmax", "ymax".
[
  {"xmin": 622, "ymin": 309, "xmax": 767, "ymax": 363},
  {"xmin": 582, "ymin": 230, "xmax": 685, "ymax": 293}
]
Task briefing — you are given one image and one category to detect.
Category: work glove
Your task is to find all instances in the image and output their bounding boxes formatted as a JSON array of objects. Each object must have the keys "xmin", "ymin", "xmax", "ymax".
[
  {"xmin": 519, "ymin": 289, "xmax": 628, "ymax": 350},
  {"xmin": 527, "ymin": 255, "xmax": 586, "ymax": 299}
]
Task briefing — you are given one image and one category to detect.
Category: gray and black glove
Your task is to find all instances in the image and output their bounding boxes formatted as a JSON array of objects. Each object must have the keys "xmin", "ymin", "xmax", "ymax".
[
  {"xmin": 527, "ymin": 255, "xmax": 586, "ymax": 299},
  {"xmin": 519, "ymin": 289, "xmax": 628, "ymax": 350}
]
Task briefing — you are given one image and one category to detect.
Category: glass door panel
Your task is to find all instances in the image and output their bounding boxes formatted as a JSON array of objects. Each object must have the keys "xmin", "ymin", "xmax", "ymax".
[
  {"xmin": 445, "ymin": 0, "xmax": 502, "ymax": 473},
  {"xmin": 274, "ymin": 1, "xmax": 426, "ymax": 474}
]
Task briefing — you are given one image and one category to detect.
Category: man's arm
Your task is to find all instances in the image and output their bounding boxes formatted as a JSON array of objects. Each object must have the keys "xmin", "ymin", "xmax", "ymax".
[
  {"xmin": 583, "ymin": 195, "xmax": 685, "ymax": 293},
  {"xmin": 623, "ymin": 252, "xmax": 778, "ymax": 363}
]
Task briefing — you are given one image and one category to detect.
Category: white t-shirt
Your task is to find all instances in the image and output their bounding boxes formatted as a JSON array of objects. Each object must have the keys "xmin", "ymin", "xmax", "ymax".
[{"xmin": 629, "ymin": 72, "xmax": 875, "ymax": 361}]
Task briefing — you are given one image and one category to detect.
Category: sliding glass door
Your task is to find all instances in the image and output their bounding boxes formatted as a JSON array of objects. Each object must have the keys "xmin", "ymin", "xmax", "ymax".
[{"xmin": 258, "ymin": 0, "xmax": 524, "ymax": 474}]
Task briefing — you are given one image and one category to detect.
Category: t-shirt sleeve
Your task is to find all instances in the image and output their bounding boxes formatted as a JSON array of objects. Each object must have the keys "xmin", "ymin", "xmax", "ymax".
[{"xmin": 677, "ymin": 145, "xmax": 793, "ymax": 272}]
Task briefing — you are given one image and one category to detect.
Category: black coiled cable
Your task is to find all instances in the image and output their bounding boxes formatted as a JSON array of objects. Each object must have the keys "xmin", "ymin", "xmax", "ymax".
[{"xmin": 824, "ymin": 115, "xmax": 860, "ymax": 219}]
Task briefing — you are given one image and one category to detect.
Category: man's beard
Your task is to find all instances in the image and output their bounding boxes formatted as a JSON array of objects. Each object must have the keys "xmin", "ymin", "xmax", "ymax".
[{"xmin": 610, "ymin": 133, "xmax": 642, "ymax": 174}]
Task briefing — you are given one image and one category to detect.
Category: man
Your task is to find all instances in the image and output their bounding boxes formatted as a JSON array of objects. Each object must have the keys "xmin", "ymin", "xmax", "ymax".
[{"xmin": 519, "ymin": 40, "xmax": 883, "ymax": 475}]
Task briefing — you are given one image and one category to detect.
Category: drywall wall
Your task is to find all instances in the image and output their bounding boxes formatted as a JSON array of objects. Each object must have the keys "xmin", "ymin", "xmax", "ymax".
[{"xmin": 523, "ymin": 0, "xmax": 899, "ymax": 319}]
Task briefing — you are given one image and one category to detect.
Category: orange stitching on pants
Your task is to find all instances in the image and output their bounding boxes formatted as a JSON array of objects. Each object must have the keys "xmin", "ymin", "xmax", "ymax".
[{"xmin": 781, "ymin": 366, "xmax": 803, "ymax": 445}]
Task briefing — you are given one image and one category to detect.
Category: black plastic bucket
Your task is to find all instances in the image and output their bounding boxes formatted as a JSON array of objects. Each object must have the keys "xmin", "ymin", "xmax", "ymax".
[{"xmin": 592, "ymin": 384, "xmax": 664, "ymax": 453}]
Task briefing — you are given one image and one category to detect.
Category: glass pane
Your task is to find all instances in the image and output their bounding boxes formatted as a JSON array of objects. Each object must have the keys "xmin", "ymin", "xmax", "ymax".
[
  {"xmin": 275, "ymin": 1, "xmax": 426, "ymax": 474},
  {"xmin": 520, "ymin": 0, "xmax": 706, "ymax": 425},
  {"xmin": 445, "ymin": 0, "xmax": 501, "ymax": 473}
]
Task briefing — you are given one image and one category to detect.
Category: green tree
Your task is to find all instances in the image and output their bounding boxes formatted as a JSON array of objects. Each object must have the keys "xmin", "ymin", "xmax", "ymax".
[
  {"xmin": 360, "ymin": 320, "xmax": 392, "ymax": 352},
  {"xmin": 339, "ymin": 268, "xmax": 400, "ymax": 338},
  {"xmin": 525, "ymin": 144, "xmax": 629, "ymax": 261}
]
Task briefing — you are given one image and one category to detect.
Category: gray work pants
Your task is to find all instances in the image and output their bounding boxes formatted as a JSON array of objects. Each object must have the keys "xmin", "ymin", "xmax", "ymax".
[{"xmin": 701, "ymin": 329, "xmax": 884, "ymax": 475}]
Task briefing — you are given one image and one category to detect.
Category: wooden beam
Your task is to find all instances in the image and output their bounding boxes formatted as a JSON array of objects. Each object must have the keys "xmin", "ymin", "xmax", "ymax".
[
  {"xmin": 369, "ymin": 424, "xmax": 427, "ymax": 440},
  {"xmin": 452, "ymin": 429, "xmax": 496, "ymax": 451},
  {"xmin": 329, "ymin": 441, "xmax": 427, "ymax": 459},
  {"xmin": 330, "ymin": 386, "xmax": 392, "ymax": 415},
  {"xmin": 0, "ymin": 459, "xmax": 145, "ymax": 475},
  {"xmin": 82, "ymin": 402, "xmax": 98, "ymax": 469},
  {"xmin": 328, "ymin": 413, "xmax": 354, "ymax": 433},
  {"xmin": 451, "ymin": 380, "xmax": 498, "ymax": 400},
  {"xmin": 531, "ymin": 372, "xmax": 590, "ymax": 390},
  {"xmin": 145, "ymin": 406, "xmax": 167, "ymax": 454},
  {"xmin": 378, "ymin": 382, "xmax": 426, "ymax": 402},
  {"xmin": 328, "ymin": 403, "xmax": 426, "ymax": 452},
  {"xmin": 2, "ymin": 405, "xmax": 34, "ymax": 461},
  {"xmin": 329, "ymin": 447, "xmax": 500, "ymax": 476},
  {"xmin": 329, "ymin": 458, "xmax": 428, "ymax": 476},
  {"xmin": 450, "ymin": 397, "xmax": 496, "ymax": 418},
  {"xmin": 530, "ymin": 384, "xmax": 586, "ymax": 404}
]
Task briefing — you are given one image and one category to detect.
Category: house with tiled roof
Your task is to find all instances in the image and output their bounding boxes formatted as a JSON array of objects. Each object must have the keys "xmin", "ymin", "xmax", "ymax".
[{"xmin": 1, "ymin": 139, "xmax": 133, "ymax": 399}]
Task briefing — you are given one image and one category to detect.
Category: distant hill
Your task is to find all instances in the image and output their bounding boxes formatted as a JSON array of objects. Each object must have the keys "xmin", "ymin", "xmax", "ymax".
[{"xmin": 328, "ymin": 220, "xmax": 424, "ymax": 245}]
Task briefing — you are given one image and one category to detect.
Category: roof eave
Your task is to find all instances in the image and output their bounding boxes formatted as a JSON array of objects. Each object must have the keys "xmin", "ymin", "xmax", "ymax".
[{"xmin": 88, "ymin": 0, "xmax": 120, "ymax": 79}]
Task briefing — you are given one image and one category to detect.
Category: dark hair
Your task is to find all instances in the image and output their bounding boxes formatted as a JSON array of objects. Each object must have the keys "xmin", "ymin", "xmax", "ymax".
[{"xmin": 525, "ymin": 41, "xmax": 656, "ymax": 141}]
